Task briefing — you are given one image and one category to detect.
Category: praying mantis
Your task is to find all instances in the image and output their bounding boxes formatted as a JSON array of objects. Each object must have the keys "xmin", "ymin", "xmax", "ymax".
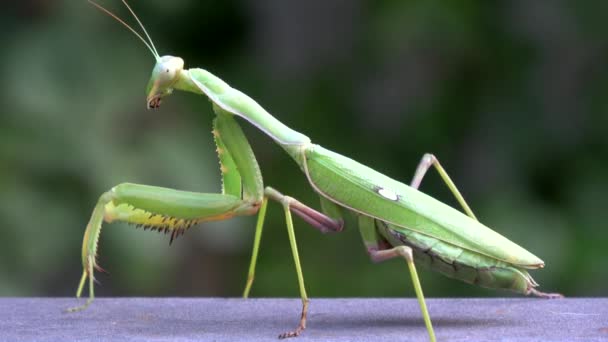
[{"xmin": 68, "ymin": 1, "xmax": 562, "ymax": 341}]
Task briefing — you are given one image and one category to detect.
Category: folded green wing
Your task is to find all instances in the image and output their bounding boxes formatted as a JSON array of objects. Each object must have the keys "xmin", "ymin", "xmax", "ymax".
[{"xmin": 302, "ymin": 145, "xmax": 543, "ymax": 269}]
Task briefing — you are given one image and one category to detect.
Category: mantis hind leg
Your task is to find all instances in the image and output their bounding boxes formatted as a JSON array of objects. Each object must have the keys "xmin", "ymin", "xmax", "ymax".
[
  {"xmin": 412, "ymin": 154, "xmax": 563, "ymax": 299},
  {"xmin": 358, "ymin": 215, "xmax": 436, "ymax": 342},
  {"xmin": 410, "ymin": 153, "xmax": 477, "ymax": 220},
  {"xmin": 528, "ymin": 288, "xmax": 564, "ymax": 298}
]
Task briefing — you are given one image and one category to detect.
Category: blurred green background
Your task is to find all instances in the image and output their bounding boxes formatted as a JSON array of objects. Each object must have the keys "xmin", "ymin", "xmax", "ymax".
[{"xmin": 1, "ymin": 1, "xmax": 607, "ymax": 299}]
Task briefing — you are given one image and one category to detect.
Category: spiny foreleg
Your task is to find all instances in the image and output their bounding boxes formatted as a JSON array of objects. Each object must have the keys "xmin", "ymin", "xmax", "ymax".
[{"xmin": 67, "ymin": 183, "xmax": 257, "ymax": 312}]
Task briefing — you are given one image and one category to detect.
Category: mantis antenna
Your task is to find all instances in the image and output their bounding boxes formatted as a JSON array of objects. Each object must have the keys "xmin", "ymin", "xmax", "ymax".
[
  {"xmin": 118, "ymin": 0, "xmax": 159, "ymax": 57},
  {"xmin": 87, "ymin": 0, "xmax": 160, "ymax": 60}
]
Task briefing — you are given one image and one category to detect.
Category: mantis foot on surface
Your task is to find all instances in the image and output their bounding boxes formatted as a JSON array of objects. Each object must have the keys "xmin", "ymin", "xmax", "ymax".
[
  {"xmin": 278, "ymin": 299, "xmax": 309, "ymax": 339},
  {"xmin": 528, "ymin": 288, "xmax": 565, "ymax": 299}
]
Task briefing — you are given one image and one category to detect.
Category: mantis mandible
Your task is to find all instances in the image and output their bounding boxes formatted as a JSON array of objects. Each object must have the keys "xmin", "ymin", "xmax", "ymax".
[{"xmin": 69, "ymin": 1, "xmax": 563, "ymax": 340}]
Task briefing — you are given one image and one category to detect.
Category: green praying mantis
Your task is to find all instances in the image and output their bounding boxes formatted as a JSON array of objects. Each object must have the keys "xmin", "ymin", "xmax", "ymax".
[{"xmin": 69, "ymin": 1, "xmax": 563, "ymax": 340}]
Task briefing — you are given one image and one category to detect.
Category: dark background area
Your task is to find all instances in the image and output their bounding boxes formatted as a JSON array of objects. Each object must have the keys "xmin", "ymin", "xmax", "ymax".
[{"xmin": 1, "ymin": 0, "xmax": 606, "ymax": 300}]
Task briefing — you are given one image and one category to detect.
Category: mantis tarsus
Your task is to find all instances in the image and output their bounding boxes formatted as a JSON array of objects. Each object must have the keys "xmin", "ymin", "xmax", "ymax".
[{"xmin": 69, "ymin": 1, "xmax": 563, "ymax": 340}]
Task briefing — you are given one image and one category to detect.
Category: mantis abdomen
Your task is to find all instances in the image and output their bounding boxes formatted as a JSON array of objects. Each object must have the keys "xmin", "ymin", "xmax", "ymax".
[{"xmin": 378, "ymin": 221, "xmax": 537, "ymax": 294}]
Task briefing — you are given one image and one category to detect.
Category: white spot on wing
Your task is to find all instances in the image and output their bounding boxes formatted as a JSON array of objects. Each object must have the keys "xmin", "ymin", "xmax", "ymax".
[{"xmin": 378, "ymin": 188, "xmax": 399, "ymax": 201}]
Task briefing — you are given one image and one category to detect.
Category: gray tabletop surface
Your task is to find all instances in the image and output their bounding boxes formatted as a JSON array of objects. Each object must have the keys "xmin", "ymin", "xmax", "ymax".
[{"xmin": 0, "ymin": 298, "xmax": 606, "ymax": 341}]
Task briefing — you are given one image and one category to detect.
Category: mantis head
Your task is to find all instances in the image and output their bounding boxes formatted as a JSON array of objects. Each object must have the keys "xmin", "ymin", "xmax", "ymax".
[
  {"xmin": 89, "ymin": 0, "xmax": 181, "ymax": 109},
  {"xmin": 146, "ymin": 56, "xmax": 184, "ymax": 109}
]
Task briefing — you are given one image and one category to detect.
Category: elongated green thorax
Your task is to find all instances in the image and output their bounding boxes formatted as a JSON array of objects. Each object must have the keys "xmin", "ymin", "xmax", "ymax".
[
  {"xmin": 175, "ymin": 68, "xmax": 310, "ymax": 146},
  {"xmin": 145, "ymin": 56, "xmax": 310, "ymax": 163}
]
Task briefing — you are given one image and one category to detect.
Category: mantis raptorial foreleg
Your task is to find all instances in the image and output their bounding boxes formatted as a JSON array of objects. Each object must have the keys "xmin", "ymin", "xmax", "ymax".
[
  {"xmin": 410, "ymin": 153, "xmax": 477, "ymax": 220},
  {"xmin": 66, "ymin": 183, "xmax": 257, "ymax": 313},
  {"xmin": 358, "ymin": 215, "xmax": 436, "ymax": 342}
]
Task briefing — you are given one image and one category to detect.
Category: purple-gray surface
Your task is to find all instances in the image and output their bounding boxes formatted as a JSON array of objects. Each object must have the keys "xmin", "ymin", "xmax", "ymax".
[{"xmin": 0, "ymin": 298, "xmax": 606, "ymax": 342}]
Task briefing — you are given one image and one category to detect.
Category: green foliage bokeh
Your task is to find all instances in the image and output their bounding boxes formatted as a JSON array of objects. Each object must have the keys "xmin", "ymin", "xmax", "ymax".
[{"xmin": 1, "ymin": 1, "xmax": 607, "ymax": 299}]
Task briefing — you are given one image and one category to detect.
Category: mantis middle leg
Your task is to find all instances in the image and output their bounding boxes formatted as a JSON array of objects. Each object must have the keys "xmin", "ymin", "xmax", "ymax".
[
  {"xmin": 243, "ymin": 188, "xmax": 343, "ymax": 298},
  {"xmin": 242, "ymin": 187, "xmax": 343, "ymax": 338}
]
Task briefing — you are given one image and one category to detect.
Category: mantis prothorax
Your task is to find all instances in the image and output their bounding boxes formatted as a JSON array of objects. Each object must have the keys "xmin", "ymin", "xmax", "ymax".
[{"xmin": 69, "ymin": 1, "xmax": 562, "ymax": 340}]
